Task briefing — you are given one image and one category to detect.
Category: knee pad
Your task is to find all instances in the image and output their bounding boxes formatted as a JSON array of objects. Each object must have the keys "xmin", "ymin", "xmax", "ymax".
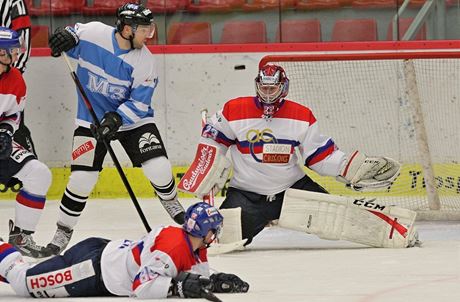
[
  {"xmin": 67, "ymin": 171, "xmax": 99, "ymax": 196},
  {"xmin": 15, "ymin": 160, "xmax": 52, "ymax": 196}
]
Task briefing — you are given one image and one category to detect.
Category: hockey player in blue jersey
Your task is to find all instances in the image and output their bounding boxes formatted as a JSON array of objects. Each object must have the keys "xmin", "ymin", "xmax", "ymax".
[{"xmin": 45, "ymin": 2, "xmax": 186, "ymax": 256}]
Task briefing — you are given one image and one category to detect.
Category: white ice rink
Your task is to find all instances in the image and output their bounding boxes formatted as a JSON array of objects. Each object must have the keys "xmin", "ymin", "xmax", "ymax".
[{"xmin": 1, "ymin": 198, "xmax": 459, "ymax": 302}]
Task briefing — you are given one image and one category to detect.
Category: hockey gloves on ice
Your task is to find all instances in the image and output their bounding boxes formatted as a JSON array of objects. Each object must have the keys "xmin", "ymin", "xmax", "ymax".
[
  {"xmin": 49, "ymin": 26, "xmax": 79, "ymax": 57},
  {"xmin": 171, "ymin": 272, "xmax": 212, "ymax": 298},
  {"xmin": 209, "ymin": 273, "xmax": 250, "ymax": 293},
  {"xmin": 91, "ymin": 112, "xmax": 122, "ymax": 142},
  {"xmin": 0, "ymin": 124, "xmax": 13, "ymax": 160}
]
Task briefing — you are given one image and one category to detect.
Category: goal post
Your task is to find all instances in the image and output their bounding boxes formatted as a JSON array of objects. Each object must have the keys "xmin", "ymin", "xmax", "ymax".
[{"xmin": 260, "ymin": 43, "xmax": 460, "ymax": 220}]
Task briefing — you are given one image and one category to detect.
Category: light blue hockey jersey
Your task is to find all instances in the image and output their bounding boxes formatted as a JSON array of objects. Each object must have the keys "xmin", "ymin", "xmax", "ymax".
[{"xmin": 67, "ymin": 22, "xmax": 158, "ymax": 131}]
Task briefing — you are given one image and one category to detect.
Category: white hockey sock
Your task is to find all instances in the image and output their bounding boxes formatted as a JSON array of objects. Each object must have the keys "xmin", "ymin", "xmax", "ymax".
[
  {"xmin": 142, "ymin": 157, "xmax": 177, "ymax": 200},
  {"xmin": 58, "ymin": 171, "xmax": 98, "ymax": 229},
  {"xmin": 12, "ymin": 160, "xmax": 51, "ymax": 232}
]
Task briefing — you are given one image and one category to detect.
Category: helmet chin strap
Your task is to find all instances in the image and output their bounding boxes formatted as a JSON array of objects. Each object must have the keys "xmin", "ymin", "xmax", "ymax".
[{"xmin": 119, "ymin": 31, "xmax": 135, "ymax": 50}]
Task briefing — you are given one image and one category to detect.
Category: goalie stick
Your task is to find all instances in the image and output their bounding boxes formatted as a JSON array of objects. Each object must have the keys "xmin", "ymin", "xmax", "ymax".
[
  {"xmin": 198, "ymin": 110, "xmax": 247, "ymax": 255},
  {"xmin": 61, "ymin": 53, "xmax": 151, "ymax": 233},
  {"xmin": 201, "ymin": 109, "xmax": 215, "ymax": 206}
]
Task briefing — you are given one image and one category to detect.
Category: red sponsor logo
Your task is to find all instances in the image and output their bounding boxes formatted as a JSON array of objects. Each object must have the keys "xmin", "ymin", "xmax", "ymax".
[
  {"xmin": 71, "ymin": 141, "xmax": 95, "ymax": 160},
  {"xmin": 29, "ymin": 269, "xmax": 73, "ymax": 289},
  {"xmin": 179, "ymin": 144, "xmax": 216, "ymax": 192},
  {"xmin": 262, "ymin": 154, "xmax": 290, "ymax": 163}
]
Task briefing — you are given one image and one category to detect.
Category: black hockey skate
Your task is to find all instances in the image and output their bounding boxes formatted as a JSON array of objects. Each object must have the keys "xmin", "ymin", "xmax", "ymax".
[
  {"xmin": 8, "ymin": 220, "xmax": 52, "ymax": 258},
  {"xmin": 46, "ymin": 222, "xmax": 73, "ymax": 255},
  {"xmin": 160, "ymin": 197, "xmax": 185, "ymax": 224}
]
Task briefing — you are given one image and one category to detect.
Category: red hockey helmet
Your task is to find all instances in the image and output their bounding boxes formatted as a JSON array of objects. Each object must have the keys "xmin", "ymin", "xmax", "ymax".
[{"xmin": 255, "ymin": 64, "xmax": 289, "ymax": 105}]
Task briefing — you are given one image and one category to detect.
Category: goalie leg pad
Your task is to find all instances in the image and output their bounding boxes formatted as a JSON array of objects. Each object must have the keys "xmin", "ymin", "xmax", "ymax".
[
  {"xmin": 279, "ymin": 189, "xmax": 418, "ymax": 248},
  {"xmin": 218, "ymin": 208, "xmax": 243, "ymax": 244},
  {"xmin": 207, "ymin": 208, "xmax": 247, "ymax": 255}
]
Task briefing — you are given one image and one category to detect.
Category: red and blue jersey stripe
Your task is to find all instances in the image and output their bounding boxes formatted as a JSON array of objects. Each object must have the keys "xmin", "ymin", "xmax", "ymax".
[
  {"xmin": 16, "ymin": 189, "xmax": 46, "ymax": 210},
  {"xmin": 305, "ymin": 139, "xmax": 337, "ymax": 167}
]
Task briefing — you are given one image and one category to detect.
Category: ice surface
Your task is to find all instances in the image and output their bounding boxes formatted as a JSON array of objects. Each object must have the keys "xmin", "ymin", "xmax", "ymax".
[{"xmin": 1, "ymin": 198, "xmax": 459, "ymax": 302}]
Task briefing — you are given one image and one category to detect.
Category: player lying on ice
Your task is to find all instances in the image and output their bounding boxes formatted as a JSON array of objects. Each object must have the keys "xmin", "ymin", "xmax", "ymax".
[
  {"xmin": 0, "ymin": 202, "xmax": 249, "ymax": 299},
  {"xmin": 179, "ymin": 64, "xmax": 420, "ymax": 251}
]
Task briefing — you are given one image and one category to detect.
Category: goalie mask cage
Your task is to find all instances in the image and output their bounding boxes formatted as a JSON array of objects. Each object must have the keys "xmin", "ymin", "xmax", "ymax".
[{"xmin": 260, "ymin": 42, "xmax": 460, "ymax": 221}]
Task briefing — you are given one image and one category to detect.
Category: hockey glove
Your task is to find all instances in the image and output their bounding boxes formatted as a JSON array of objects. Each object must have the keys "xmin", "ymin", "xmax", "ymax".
[
  {"xmin": 337, "ymin": 150, "xmax": 400, "ymax": 192},
  {"xmin": 0, "ymin": 124, "xmax": 14, "ymax": 160},
  {"xmin": 90, "ymin": 112, "xmax": 122, "ymax": 142},
  {"xmin": 171, "ymin": 272, "xmax": 211, "ymax": 298},
  {"xmin": 209, "ymin": 273, "xmax": 249, "ymax": 293},
  {"xmin": 49, "ymin": 26, "xmax": 79, "ymax": 57}
]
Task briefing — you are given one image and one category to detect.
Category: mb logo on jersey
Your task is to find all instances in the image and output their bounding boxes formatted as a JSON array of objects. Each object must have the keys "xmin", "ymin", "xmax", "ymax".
[
  {"xmin": 87, "ymin": 71, "xmax": 127, "ymax": 101},
  {"xmin": 139, "ymin": 133, "xmax": 161, "ymax": 154},
  {"xmin": 246, "ymin": 128, "xmax": 291, "ymax": 164}
]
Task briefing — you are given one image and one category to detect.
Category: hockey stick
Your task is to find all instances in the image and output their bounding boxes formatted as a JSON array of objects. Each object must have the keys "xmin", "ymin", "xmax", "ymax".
[
  {"xmin": 200, "ymin": 109, "xmax": 215, "ymax": 206},
  {"xmin": 201, "ymin": 288, "xmax": 222, "ymax": 302},
  {"xmin": 61, "ymin": 53, "xmax": 152, "ymax": 233}
]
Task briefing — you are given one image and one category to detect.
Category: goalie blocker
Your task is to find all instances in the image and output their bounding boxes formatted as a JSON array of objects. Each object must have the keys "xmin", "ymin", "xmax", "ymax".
[
  {"xmin": 279, "ymin": 189, "xmax": 419, "ymax": 248},
  {"xmin": 178, "ymin": 143, "xmax": 231, "ymax": 198}
]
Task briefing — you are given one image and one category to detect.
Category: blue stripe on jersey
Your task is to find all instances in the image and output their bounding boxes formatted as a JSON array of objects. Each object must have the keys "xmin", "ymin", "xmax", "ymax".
[
  {"xmin": 238, "ymin": 138, "xmax": 298, "ymax": 148},
  {"xmin": 67, "ymin": 23, "xmax": 156, "ymax": 126},
  {"xmin": 0, "ymin": 243, "xmax": 18, "ymax": 262},
  {"xmin": 305, "ymin": 139, "xmax": 335, "ymax": 166},
  {"xmin": 130, "ymin": 85, "xmax": 156, "ymax": 105}
]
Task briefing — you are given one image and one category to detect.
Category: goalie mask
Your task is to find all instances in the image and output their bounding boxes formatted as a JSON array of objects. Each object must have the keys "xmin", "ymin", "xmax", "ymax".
[
  {"xmin": 116, "ymin": 3, "xmax": 155, "ymax": 47},
  {"xmin": 0, "ymin": 27, "xmax": 24, "ymax": 70},
  {"xmin": 184, "ymin": 202, "xmax": 223, "ymax": 246},
  {"xmin": 255, "ymin": 64, "xmax": 289, "ymax": 118}
]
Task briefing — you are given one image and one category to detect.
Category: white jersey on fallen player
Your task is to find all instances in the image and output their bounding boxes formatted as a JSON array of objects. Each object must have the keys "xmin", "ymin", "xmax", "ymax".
[
  {"xmin": 101, "ymin": 225, "xmax": 210, "ymax": 299},
  {"xmin": 201, "ymin": 96, "xmax": 348, "ymax": 196},
  {"xmin": 66, "ymin": 21, "xmax": 159, "ymax": 131}
]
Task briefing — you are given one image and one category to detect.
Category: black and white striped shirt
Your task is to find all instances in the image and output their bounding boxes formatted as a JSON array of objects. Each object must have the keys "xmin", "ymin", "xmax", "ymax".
[{"xmin": 0, "ymin": 0, "xmax": 31, "ymax": 73}]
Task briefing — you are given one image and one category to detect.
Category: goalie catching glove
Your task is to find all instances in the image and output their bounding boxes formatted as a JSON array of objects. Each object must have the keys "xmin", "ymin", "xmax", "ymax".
[
  {"xmin": 337, "ymin": 150, "xmax": 400, "ymax": 192},
  {"xmin": 178, "ymin": 143, "xmax": 231, "ymax": 198}
]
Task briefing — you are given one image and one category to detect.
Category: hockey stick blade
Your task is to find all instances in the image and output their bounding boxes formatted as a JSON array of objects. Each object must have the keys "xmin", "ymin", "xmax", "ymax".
[
  {"xmin": 201, "ymin": 288, "xmax": 222, "ymax": 302},
  {"xmin": 207, "ymin": 239, "xmax": 247, "ymax": 256}
]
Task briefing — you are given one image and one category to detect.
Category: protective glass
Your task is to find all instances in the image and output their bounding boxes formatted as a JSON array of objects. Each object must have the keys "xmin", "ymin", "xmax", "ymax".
[{"xmin": 136, "ymin": 24, "xmax": 155, "ymax": 38}]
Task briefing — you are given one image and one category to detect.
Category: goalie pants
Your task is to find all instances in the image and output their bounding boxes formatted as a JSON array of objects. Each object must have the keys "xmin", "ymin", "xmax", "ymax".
[
  {"xmin": 26, "ymin": 237, "xmax": 114, "ymax": 298},
  {"xmin": 220, "ymin": 174, "xmax": 327, "ymax": 245}
]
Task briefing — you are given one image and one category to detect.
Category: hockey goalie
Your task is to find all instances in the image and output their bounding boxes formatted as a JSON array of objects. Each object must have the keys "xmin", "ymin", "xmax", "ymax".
[{"xmin": 178, "ymin": 64, "xmax": 419, "ymax": 252}]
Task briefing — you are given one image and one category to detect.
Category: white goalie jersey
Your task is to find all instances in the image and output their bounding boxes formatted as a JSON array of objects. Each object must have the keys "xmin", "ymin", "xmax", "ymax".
[{"xmin": 200, "ymin": 96, "xmax": 347, "ymax": 196}]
